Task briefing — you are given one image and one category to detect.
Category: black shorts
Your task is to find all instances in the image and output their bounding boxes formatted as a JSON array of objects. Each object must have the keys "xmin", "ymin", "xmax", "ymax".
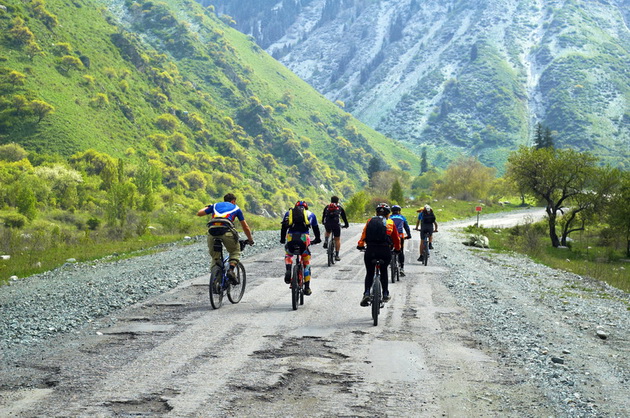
[
  {"xmin": 324, "ymin": 223, "xmax": 341, "ymax": 238},
  {"xmin": 420, "ymin": 227, "xmax": 434, "ymax": 240}
]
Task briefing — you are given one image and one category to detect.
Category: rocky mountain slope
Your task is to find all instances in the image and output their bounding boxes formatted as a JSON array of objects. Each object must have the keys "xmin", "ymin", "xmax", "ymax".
[{"xmin": 207, "ymin": 0, "xmax": 630, "ymax": 169}]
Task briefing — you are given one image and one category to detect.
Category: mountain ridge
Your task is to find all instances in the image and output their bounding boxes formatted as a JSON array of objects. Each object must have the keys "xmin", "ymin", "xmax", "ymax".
[{"xmin": 209, "ymin": 0, "xmax": 630, "ymax": 169}]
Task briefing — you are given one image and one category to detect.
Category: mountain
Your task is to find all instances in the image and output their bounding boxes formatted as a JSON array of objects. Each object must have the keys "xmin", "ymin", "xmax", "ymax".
[
  {"xmin": 0, "ymin": 0, "xmax": 420, "ymax": 216},
  {"xmin": 207, "ymin": 0, "xmax": 630, "ymax": 170}
]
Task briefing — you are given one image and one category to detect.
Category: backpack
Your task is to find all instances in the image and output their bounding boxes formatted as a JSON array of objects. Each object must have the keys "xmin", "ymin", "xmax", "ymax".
[
  {"xmin": 288, "ymin": 206, "xmax": 309, "ymax": 229},
  {"xmin": 422, "ymin": 211, "xmax": 436, "ymax": 225},
  {"xmin": 324, "ymin": 203, "xmax": 341, "ymax": 224},
  {"xmin": 207, "ymin": 205, "xmax": 237, "ymax": 236},
  {"xmin": 365, "ymin": 216, "xmax": 389, "ymax": 244}
]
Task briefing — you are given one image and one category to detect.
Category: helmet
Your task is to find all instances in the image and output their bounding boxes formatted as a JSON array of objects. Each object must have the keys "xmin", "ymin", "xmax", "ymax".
[
  {"xmin": 424, "ymin": 204, "xmax": 432, "ymax": 211},
  {"xmin": 375, "ymin": 203, "xmax": 391, "ymax": 216},
  {"xmin": 391, "ymin": 205, "xmax": 402, "ymax": 212},
  {"xmin": 295, "ymin": 200, "xmax": 308, "ymax": 210}
]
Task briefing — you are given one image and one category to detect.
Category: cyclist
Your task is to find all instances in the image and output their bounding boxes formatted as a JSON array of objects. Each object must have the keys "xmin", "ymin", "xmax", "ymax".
[
  {"xmin": 415, "ymin": 204, "xmax": 438, "ymax": 262},
  {"xmin": 280, "ymin": 200, "xmax": 322, "ymax": 295},
  {"xmin": 356, "ymin": 203, "xmax": 401, "ymax": 306},
  {"xmin": 196, "ymin": 193, "xmax": 254, "ymax": 284},
  {"xmin": 321, "ymin": 195, "xmax": 349, "ymax": 261},
  {"xmin": 390, "ymin": 205, "xmax": 412, "ymax": 276}
]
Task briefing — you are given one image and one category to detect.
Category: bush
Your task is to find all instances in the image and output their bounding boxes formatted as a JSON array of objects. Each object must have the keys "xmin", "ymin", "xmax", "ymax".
[{"xmin": 3, "ymin": 213, "xmax": 28, "ymax": 228}]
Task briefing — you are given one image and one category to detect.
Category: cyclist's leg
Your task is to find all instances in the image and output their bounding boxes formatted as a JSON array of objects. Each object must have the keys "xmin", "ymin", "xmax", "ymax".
[
  {"xmin": 302, "ymin": 234, "xmax": 312, "ymax": 292},
  {"xmin": 207, "ymin": 234, "xmax": 222, "ymax": 266},
  {"xmin": 399, "ymin": 239, "xmax": 405, "ymax": 269},
  {"xmin": 379, "ymin": 249, "xmax": 392, "ymax": 297},
  {"xmin": 221, "ymin": 230, "xmax": 240, "ymax": 266},
  {"xmin": 283, "ymin": 234, "xmax": 295, "ymax": 283},
  {"xmin": 363, "ymin": 251, "xmax": 375, "ymax": 294},
  {"xmin": 332, "ymin": 224, "xmax": 342, "ymax": 258},
  {"xmin": 323, "ymin": 226, "xmax": 331, "ymax": 248}
]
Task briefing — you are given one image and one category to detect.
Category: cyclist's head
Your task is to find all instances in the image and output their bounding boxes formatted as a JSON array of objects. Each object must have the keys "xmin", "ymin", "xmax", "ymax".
[
  {"xmin": 295, "ymin": 200, "xmax": 309, "ymax": 210},
  {"xmin": 331, "ymin": 195, "xmax": 339, "ymax": 204},
  {"xmin": 391, "ymin": 205, "xmax": 402, "ymax": 213},
  {"xmin": 375, "ymin": 203, "xmax": 391, "ymax": 216},
  {"xmin": 224, "ymin": 193, "xmax": 237, "ymax": 202},
  {"xmin": 424, "ymin": 204, "xmax": 432, "ymax": 212}
]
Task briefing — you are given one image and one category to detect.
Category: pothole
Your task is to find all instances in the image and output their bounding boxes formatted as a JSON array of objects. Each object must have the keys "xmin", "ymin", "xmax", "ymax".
[{"xmin": 107, "ymin": 395, "xmax": 173, "ymax": 415}]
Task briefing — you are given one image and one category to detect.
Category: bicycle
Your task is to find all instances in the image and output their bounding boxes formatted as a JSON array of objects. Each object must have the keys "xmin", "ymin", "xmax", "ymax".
[
  {"xmin": 209, "ymin": 239, "xmax": 249, "ymax": 309},
  {"xmin": 326, "ymin": 233, "xmax": 335, "ymax": 267},
  {"xmin": 420, "ymin": 231, "xmax": 436, "ymax": 266},
  {"xmin": 390, "ymin": 249, "xmax": 400, "ymax": 283},
  {"xmin": 286, "ymin": 240, "xmax": 306, "ymax": 310},
  {"xmin": 370, "ymin": 259, "xmax": 384, "ymax": 326}
]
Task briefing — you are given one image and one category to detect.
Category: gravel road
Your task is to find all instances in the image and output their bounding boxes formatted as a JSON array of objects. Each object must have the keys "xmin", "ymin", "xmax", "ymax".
[{"xmin": 0, "ymin": 209, "xmax": 628, "ymax": 417}]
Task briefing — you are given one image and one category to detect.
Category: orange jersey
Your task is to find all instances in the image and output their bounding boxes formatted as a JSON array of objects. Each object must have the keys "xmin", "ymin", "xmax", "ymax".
[{"xmin": 357, "ymin": 217, "xmax": 401, "ymax": 251}]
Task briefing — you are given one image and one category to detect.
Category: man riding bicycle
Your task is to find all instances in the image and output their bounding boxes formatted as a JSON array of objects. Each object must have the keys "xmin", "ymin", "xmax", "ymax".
[
  {"xmin": 357, "ymin": 203, "xmax": 401, "ymax": 306},
  {"xmin": 280, "ymin": 200, "xmax": 322, "ymax": 295},
  {"xmin": 390, "ymin": 205, "xmax": 412, "ymax": 276},
  {"xmin": 321, "ymin": 196, "xmax": 349, "ymax": 261},
  {"xmin": 415, "ymin": 204, "xmax": 438, "ymax": 262},
  {"xmin": 197, "ymin": 193, "xmax": 254, "ymax": 284}
]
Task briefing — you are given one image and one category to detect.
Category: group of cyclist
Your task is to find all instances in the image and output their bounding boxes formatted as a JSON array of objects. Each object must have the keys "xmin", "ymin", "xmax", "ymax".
[{"xmin": 198, "ymin": 193, "xmax": 437, "ymax": 307}]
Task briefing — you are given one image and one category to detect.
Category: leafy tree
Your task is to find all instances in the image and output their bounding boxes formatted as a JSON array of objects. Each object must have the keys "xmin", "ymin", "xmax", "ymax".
[
  {"xmin": 90, "ymin": 93, "xmax": 109, "ymax": 108},
  {"xmin": 7, "ymin": 71, "xmax": 26, "ymax": 86},
  {"xmin": 606, "ymin": 172, "xmax": 630, "ymax": 257},
  {"xmin": 156, "ymin": 113, "xmax": 178, "ymax": 132},
  {"xmin": 0, "ymin": 143, "xmax": 28, "ymax": 161},
  {"xmin": 30, "ymin": 99, "xmax": 54, "ymax": 122},
  {"xmin": 59, "ymin": 55, "xmax": 84, "ymax": 71},
  {"xmin": 506, "ymin": 146, "xmax": 599, "ymax": 247},
  {"xmin": 534, "ymin": 122, "xmax": 554, "ymax": 149},
  {"xmin": 12, "ymin": 95, "xmax": 30, "ymax": 116},
  {"xmin": 389, "ymin": 178, "xmax": 404, "ymax": 205},
  {"xmin": 345, "ymin": 190, "xmax": 371, "ymax": 220},
  {"xmin": 106, "ymin": 181, "xmax": 136, "ymax": 228},
  {"xmin": 420, "ymin": 147, "xmax": 428, "ymax": 174},
  {"xmin": 16, "ymin": 184, "xmax": 37, "ymax": 220},
  {"xmin": 433, "ymin": 156, "xmax": 496, "ymax": 201}
]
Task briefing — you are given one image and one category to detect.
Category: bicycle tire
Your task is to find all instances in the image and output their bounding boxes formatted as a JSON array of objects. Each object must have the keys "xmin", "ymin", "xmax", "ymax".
[
  {"xmin": 371, "ymin": 273, "xmax": 381, "ymax": 326},
  {"xmin": 209, "ymin": 265, "xmax": 224, "ymax": 309},
  {"xmin": 227, "ymin": 262, "xmax": 246, "ymax": 304},
  {"xmin": 291, "ymin": 263, "xmax": 300, "ymax": 310},
  {"xmin": 423, "ymin": 242, "xmax": 429, "ymax": 266},
  {"xmin": 390, "ymin": 256, "xmax": 397, "ymax": 283},
  {"xmin": 327, "ymin": 236, "xmax": 334, "ymax": 266}
]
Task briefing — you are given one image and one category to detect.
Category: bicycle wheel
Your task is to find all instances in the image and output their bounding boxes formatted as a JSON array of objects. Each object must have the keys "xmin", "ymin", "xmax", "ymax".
[
  {"xmin": 291, "ymin": 263, "xmax": 300, "ymax": 310},
  {"xmin": 227, "ymin": 262, "xmax": 246, "ymax": 304},
  {"xmin": 209, "ymin": 265, "xmax": 224, "ymax": 309},
  {"xmin": 390, "ymin": 256, "xmax": 397, "ymax": 283},
  {"xmin": 423, "ymin": 242, "xmax": 429, "ymax": 266},
  {"xmin": 371, "ymin": 273, "xmax": 381, "ymax": 326},
  {"xmin": 327, "ymin": 237, "xmax": 334, "ymax": 266}
]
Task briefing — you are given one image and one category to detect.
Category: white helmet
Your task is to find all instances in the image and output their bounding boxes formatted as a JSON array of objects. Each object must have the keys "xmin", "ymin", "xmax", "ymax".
[{"xmin": 424, "ymin": 204, "xmax": 431, "ymax": 211}]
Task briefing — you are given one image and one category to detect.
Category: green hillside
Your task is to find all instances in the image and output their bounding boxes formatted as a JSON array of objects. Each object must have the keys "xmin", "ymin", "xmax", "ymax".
[{"xmin": 0, "ymin": 0, "xmax": 420, "ymax": 214}]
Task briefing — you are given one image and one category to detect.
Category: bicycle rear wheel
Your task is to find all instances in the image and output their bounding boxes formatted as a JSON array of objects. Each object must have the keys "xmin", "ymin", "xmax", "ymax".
[
  {"xmin": 227, "ymin": 262, "xmax": 246, "ymax": 304},
  {"xmin": 423, "ymin": 243, "xmax": 429, "ymax": 266},
  {"xmin": 390, "ymin": 256, "xmax": 398, "ymax": 283},
  {"xmin": 209, "ymin": 265, "xmax": 224, "ymax": 309},
  {"xmin": 371, "ymin": 274, "xmax": 381, "ymax": 326},
  {"xmin": 291, "ymin": 263, "xmax": 300, "ymax": 310},
  {"xmin": 327, "ymin": 237, "xmax": 334, "ymax": 266}
]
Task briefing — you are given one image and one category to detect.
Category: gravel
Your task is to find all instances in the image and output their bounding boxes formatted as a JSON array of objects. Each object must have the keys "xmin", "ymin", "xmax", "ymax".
[{"xmin": 1, "ymin": 215, "xmax": 629, "ymax": 416}]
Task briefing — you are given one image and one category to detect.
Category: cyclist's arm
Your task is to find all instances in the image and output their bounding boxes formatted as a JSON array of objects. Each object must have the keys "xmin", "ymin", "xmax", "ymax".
[
  {"xmin": 404, "ymin": 221, "xmax": 412, "ymax": 237},
  {"xmin": 239, "ymin": 219, "xmax": 254, "ymax": 243},
  {"xmin": 434, "ymin": 221, "xmax": 438, "ymax": 232},
  {"xmin": 357, "ymin": 222, "xmax": 368, "ymax": 248},
  {"xmin": 196, "ymin": 205, "xmax": 211, "ymax": 216},
  {"xmin": 340, "ymin": 208, "xmax": 349, "ymax": 227},
  {"xmin": 311, "ymin": 223, "xmax": 321, "ymax": 242}
]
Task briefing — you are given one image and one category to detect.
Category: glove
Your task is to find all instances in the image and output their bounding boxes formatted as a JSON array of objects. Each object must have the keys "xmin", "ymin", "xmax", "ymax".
[
  {"xmin": 312, "ymin": 238, "xmax": 322, "ymax": 245},
  {"xmin": 357, "ymin": 246, "xmax": 365, "ymax": 251},
  {"xmin": 280, "ymin": 239, "xmax": 286, "ymax": 244},
  {"xmin": 343, "ymin": 224, "xmax": 349, "ymax": 229},
  {"xmin": 248, "ymin": 239, "xmax": 255, "ymax": 246},
  {"xmin": 406, "ymin": 235, "xmax": 412, "ymax": 240}
]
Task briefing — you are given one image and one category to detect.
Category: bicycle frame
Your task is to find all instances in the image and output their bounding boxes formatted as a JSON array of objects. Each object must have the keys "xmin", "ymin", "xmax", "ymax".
[
  {"xmin": 371, "ymin": 260, "xmax": 383, "ymax": 326},
  {"xmin": 209, "ymin": 239, "xmax": 248, "ymax": 309},
  {"xmin": 327, "ymin": 234, "xmax": 335, "ymax": 266},
  {"xmin": 290, "ymin": 250, "xmax": 305, "ymax": 310}
]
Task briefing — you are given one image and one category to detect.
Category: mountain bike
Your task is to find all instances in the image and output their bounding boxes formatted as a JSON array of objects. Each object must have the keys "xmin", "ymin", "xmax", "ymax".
[
  {"xmin": 370, "ymin": 259, "xmax": 384, "ymax": 326},
  {"xmin": 286, "ymin": 240, "xmax": 306, "ymax": 310},
  {"xmin": 420, "ymin": 231, "xmax": 435, "ymax": 266},
  {"xmin": 326, "ymin": 234, "xmax": 335, "ymax": 266},
  {"xmin": 209, "ymin": 239, "xmax": 249, "ymax": 309},
  {"xmin": 390, "ymin": 247, "xmax": 400, "ymax": 283}
]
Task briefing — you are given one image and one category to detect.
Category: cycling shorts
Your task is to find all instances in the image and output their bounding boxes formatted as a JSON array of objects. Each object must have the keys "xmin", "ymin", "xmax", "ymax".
[{"xmin": 324, "ymin": 223, "xmax": 341, "ymax": 237}]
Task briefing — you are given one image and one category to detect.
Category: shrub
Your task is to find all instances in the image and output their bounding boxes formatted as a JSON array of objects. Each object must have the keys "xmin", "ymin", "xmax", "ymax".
[
  {"xmin": 86, "ymin": 217, "xmax": 101, "ymax": 230},
  {"xmin": 3, "ymin": 213, "xmax": 28, "ymax": 228}
]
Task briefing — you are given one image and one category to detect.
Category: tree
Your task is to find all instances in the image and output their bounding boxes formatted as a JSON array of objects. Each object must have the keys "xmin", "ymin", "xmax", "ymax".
[
  {"xmin": 29, "ymin": 100, "xmax": 54, "ymax": 123},
  {"xmin": 0, "ymin": 143, "xmax": 28, "ymax": 162},
  {"xmin": 506, "ymin": 146, "xmax": 598, "ymax": 247},
  {"xmin": 16, "ymin": 184, "xmax": 37, "ymax": 220},
  {"xmin": 389, "ymin": 178, "xmax": 404, "ymax": 205},
  {"xmin": 606, "ymin": 172, "xmax": 630, "ymax": 257},
  {"xmin": 433, "ymin": 156, "xmax": 496, "ymax": 201},
  {"xmin": 534, "ymin": 122, "xmax": 554, "ymax": 149},
  {"xmin": 420, "ymin": 147, "xmax": 428, "ymax": 174}
]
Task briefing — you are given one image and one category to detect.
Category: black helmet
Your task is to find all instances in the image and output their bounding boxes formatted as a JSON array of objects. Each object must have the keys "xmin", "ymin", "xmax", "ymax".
[
  {"xmin": 391, "ymin": 205, "xmax": 402, "ymax": 212},
  {"xmin": 376, "ymin": 203, "xmax": 391, "ymax": 216}
]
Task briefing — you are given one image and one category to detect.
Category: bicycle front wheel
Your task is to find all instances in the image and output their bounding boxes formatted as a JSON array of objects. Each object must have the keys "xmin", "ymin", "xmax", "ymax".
[
  {"xmin": 390, "ymin": 258, "xmax": 397, "ymax": 283},
  {"xmin": 423, "ymin": 244, "xmax": 429, "ymax": 266},
  {"xmin": 291, "ymin": 264, "xmax": 300, "ymax": 310},
  {"xmin": 209, "ymin": 265, "xmax": 224, "ymax": 309},
  {"xmin": 371, "ymin": 275, "xmax": 381, "ymax": 326},
  {"xmin": 227, "ymin": 263, "xmax": 246, "ymax": 304}
]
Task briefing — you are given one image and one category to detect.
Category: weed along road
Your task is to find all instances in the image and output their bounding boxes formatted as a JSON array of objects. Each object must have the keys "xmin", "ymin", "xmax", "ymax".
[{"xmin": 1, "ymin": 211, "xmax": 628, "ymax": 417}]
